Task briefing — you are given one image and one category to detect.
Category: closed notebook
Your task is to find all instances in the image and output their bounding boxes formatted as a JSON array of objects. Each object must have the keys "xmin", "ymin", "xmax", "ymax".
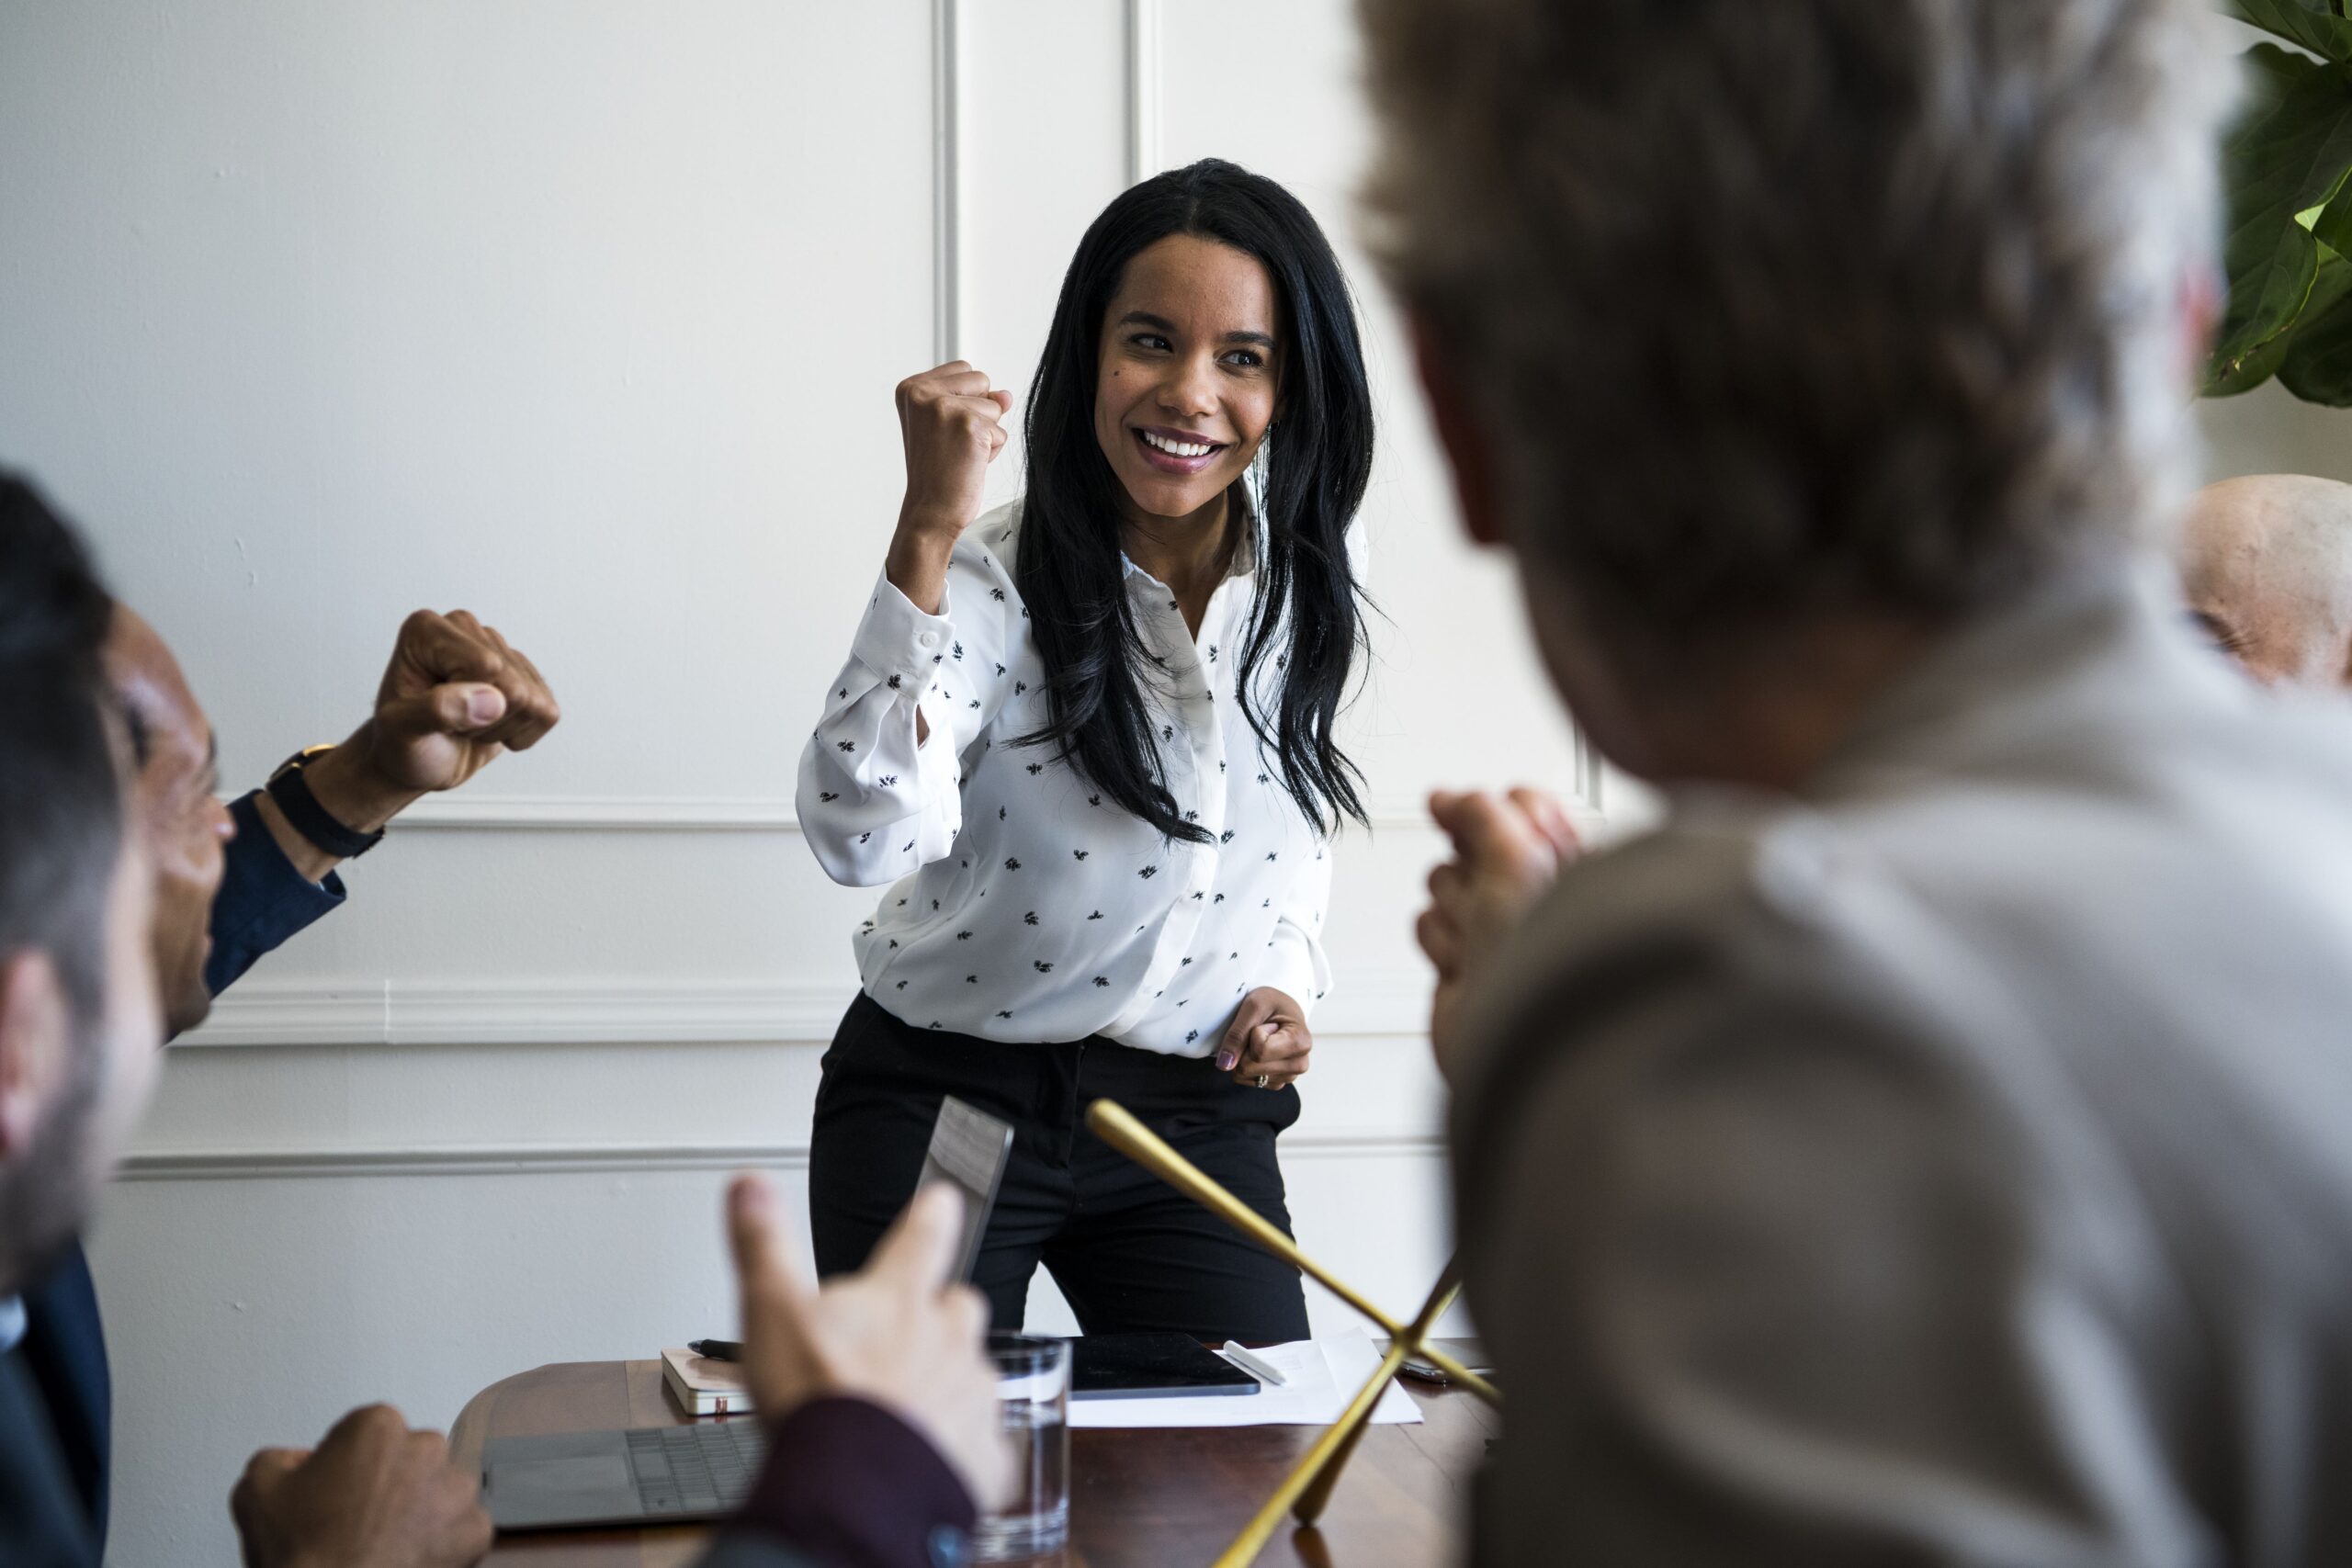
[{"xmin": 661, "ymin": 1348, "xmax": 755, "ymax": 1417}]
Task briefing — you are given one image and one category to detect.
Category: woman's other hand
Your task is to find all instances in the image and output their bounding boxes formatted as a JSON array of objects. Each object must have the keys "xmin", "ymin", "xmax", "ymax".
[
  {"xmin": 1418, "ymin": 787, "xmax": 1581, "ymax": 1081},
  {"xmin": 889, "ymin": 361, "xmax": 1014, "ymax": 614},
  {"xmin": 1218, "ymin": 987, "xmax": 1311, "ymax": 1089}
]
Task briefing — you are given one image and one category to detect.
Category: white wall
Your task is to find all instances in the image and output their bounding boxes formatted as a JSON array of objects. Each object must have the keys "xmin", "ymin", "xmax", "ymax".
[{"xmin": 0, "ymin": 4, "xmax": 1592, "ymax": 1564}]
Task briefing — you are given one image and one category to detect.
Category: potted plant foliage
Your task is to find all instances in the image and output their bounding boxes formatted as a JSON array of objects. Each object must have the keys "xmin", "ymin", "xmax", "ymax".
[{"xmin": 2210, "ymin": 2, "xmax": 2352, "ymax": 401}]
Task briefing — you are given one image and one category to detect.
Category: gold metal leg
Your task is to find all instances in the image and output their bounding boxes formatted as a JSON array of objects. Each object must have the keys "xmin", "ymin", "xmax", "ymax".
[
  {"xmin": 1293, "ymin": 1269, "xmax": 1461, "ymax": 1524},
  {"xmin": 1083, "ymin": 1100, "xmax": 1500, "ymax": 1567},
  {"xmin": 1211, "ymin": 1336, "xmax": 1419, "ymax": 1568}
]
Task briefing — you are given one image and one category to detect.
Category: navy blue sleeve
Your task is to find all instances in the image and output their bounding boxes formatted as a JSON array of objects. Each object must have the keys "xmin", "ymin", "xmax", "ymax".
[{"xmin": 202, "ymin": 791, "xmax": 346, "ymax": 997}]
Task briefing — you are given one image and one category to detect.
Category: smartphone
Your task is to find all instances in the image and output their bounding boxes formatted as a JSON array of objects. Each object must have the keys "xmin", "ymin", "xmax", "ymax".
[
  {"xmin": 915, "ymin": 1096, "xmax": 1014, "ymax": 1283},
  {"xmin": 1396, "ymin": 1340, "xmax": 1494, "ymax": 1388}
]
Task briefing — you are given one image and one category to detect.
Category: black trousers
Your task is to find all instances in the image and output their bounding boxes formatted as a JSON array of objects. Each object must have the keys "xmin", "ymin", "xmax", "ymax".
[{"xmin": 808, "ymin": 992, "xmax": 1310, "ymax": 1342}]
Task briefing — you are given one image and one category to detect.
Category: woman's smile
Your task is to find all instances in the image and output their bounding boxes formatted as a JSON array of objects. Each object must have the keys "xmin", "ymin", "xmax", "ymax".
[{"xmin": 1134, "ymin": 424, "xmax": 1229, "ymax": 475}]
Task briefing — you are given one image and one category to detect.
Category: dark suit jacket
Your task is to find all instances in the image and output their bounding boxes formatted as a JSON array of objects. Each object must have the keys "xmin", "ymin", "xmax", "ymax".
[
  {"xmin": 0, "ymin": 1346, "xmax": 98, "ymax": 1567},
  {"xmin": 13, "ymin": 791, "xmax": 343, "ymax": 1554}
]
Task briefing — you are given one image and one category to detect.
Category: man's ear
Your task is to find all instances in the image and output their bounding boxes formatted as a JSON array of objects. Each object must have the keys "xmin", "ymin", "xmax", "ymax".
[
  {"xmin": 1408, "ymin": 310, "xmax": 1507, "ymax": 548},
  {"xmin": 0, "ymin": 951, "xmax": 68, "ymax": 1161}
]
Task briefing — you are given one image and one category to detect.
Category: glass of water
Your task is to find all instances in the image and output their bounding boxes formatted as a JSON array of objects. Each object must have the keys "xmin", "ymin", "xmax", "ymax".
[{"xmin": 974, "ymin": 1333, "xmax": 1070, "ymax": 1561}]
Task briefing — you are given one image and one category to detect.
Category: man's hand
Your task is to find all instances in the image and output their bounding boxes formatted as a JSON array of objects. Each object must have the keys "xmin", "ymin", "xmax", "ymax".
[
  {"xmin": 1216, "ymin": 987, "xmax": 1310, "ymax": 1089},
  {"xmin": 728, "ymin": 1174, "xmax": 1012, "ymax": 1511},
  {"xmin": 230, "ymin": 1404, "xmax": 492, "ymax": 1568},
  {"xmin": 334, "ymin": 608, "xmax": 560, "ymax": 806},
  {"xmin": 257, "ymin": 610, "xmax": 561, "ymax": 880},
  {"xmin": 1417, "ymin": 787, "xmax": 1582, "ymax": 1078}
]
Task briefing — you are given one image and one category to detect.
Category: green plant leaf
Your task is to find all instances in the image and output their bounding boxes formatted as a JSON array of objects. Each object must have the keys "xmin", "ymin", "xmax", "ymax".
[
  {"xmin": 2208, "ymin": 45, "xmax": 2352, "ymax": 384},
  {"xmin": 2209, "ymin": 254, "xmax": 2352, "ymax": 393},
  {"xmin": 2279, "ymin": 268, "xmax": 2352, "ymax": 401},
  {"xmin": 2231, "ymin": 0, "xmax": 2352, "ymax": 62},
  {"xmin": 2244, "ymin": 34, "xmax": 2319, "ymax": 107}
]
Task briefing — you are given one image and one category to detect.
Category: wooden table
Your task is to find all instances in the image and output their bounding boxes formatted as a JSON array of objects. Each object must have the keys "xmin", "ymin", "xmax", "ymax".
[{"xmin": 448, "ymin": 1346, "xmax": 1494, "ymax": 1567}]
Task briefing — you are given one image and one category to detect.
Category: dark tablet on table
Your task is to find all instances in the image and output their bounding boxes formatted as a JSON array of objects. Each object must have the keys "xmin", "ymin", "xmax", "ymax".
[{"xmin": 1070, "ymin": 1332, "xmax": 1261, "ymax": 1400}]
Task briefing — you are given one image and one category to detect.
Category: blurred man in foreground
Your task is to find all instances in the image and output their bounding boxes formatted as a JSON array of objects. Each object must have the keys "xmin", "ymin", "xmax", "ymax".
[
  {"xmin": 1, "ymin": 482, "xmax": 1006, "ymax": 1567},
  {"xmin": 16, "ymin": 468, "xmax": 560, "ymax": 1552},
  {"xmin": 0, "ymin": 478, "xmax": 162, "ymax": 1563},
  {"xmin": 2179, "ymin": 472, "xmax": 2352, "ymax": 688},
  {"xmin": 1380, "ymin": 0, "xmax": 2352, "ymax": 1562}
]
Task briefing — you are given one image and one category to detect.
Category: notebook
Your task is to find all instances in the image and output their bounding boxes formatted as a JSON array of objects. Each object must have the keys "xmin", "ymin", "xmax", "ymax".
[{"xmin": 660, "ymin": 1347, "xmax": 754, "ymax": 1417}]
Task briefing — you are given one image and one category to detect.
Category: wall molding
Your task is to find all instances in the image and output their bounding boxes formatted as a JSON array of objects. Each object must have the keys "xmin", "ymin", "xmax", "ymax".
[
  {"xmin": 1125, "ymin": 0, "xmax": 1161, "ymax": 185},
  {"xmin": 184, "ymin": 976, "xmax": 1439, "ymax": 1049},
  {"xmin": 184, "ymin": 979, "xmax": 851, "ymax": 1048},
  {"xmin": 118, "ymin": 1128, "xmax": 1443, "ymax": 1183},
  {"xmin": 385, "ymin": 795, "xmax": 1606, "ymax": 836},
  {"xmin": 932, "ymin": 0, "xmax": 967, "ymax": 363},
  {"xmin": 394, "ymin": 795, "xmax": 801, "ymax": 831}
]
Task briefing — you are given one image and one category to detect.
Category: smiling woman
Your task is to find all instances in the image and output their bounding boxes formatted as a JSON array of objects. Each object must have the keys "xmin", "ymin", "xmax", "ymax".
[{"xmin": 793, "ymin": 159, "xmax": 1376, "ymax": 1343}]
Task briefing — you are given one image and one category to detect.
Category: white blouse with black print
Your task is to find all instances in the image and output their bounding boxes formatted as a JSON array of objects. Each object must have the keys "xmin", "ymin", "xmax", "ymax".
[{"xmin": 797, "ymin": 498, "xmax": 1333, "ymax": 1058}]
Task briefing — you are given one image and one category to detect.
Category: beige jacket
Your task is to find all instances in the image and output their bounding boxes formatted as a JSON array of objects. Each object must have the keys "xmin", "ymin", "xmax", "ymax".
[{"xmin": 1453, "ymin": 565, "xmax": 2352, "ymax": 1566}]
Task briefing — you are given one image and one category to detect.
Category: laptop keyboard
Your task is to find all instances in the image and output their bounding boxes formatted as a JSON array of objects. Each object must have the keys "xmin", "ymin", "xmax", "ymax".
[{"xmin": 625, "ymin": 1421, "xmax": 768, "ymax": 1516}]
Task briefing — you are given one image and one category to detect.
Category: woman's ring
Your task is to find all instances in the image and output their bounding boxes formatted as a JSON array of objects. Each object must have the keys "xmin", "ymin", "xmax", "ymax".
[{"xmin": 1255, "ymin": 1073, "xmax": 1270, "ymax": 1089}]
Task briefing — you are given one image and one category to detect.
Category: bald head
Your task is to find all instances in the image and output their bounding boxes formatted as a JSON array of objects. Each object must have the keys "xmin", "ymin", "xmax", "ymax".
[{"xmin": 2178, "ymin": 474, "xmax": 2352, "ymax": 689}]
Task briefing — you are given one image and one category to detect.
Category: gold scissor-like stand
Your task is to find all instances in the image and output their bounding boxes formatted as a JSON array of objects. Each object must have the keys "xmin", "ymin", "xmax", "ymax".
[{"xmin": 1084, "ymin": 1100, "xmax": 1501, "ymax": 1567}]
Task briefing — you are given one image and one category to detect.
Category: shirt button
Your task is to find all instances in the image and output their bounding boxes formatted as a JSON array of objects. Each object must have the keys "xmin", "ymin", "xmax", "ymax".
[{"xmin": 918, "ymin": 631, "xmax": 940, "ymax": 649}]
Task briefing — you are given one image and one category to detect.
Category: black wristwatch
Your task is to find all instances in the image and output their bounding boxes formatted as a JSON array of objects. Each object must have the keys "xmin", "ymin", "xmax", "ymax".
[{"xmin": 266, "ymin": 745, "xmax": 386, "ymax": 860}]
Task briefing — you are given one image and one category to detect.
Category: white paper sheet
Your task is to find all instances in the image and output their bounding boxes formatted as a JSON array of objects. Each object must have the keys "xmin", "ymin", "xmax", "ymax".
[{"xmin": 1068, "ymin": 1327, "xmax": 1425, "ymax": 1428}]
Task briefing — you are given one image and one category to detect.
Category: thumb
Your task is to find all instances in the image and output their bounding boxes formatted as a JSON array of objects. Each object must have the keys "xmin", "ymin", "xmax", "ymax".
[
  {"xmin": 1506, "ymin": 786, "xmax": 1581, "ymax": 863},
  {"xmin": 379, "ymin": 682, "xmax": 506, "ymax": 741},
  {"xmin": 1430, "ymin": 788, "xmax": 1542, "ymax": 868},
  {"xmin": 988, "ymin": 389, "xmax": 1014, "ymax": 414},
  {"xmin": 1217, "ymin": 991, "xmax": 1274, "ymax": 1070},
  {"xmin": 728, "ymin": 1172, "xmax": 813, "ymax": 1315},
  {"xmin": 867, "ymin": 1182, "xmax": 967, "ymax": 1294},
  {"xmin": 239, "ymin": 1446, "xmax": 308, "ymax": 1491}
]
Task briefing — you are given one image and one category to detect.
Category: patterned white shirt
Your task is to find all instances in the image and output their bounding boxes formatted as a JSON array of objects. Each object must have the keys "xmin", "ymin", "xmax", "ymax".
[{"xmin": 797, "ymin": 499, "xmax": 1333, "ymax": 1057}]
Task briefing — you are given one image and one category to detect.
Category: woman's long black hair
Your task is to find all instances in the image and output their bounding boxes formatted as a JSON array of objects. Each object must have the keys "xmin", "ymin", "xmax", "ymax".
[{"xmin": 1015, "ymin": 158, "xmax": 1375, "ymax": 844}]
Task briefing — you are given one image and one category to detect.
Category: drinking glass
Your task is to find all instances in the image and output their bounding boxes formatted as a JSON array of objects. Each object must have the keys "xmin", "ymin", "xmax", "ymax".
[{"xmin": 974, "ymin": 1333, "xmax": 1070, "ymax": 1561}]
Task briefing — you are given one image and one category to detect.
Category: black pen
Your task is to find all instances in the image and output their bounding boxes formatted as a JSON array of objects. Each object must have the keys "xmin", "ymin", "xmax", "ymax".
[{"xmin": 688, "ymin": 1338, "xmax": 742, "ymax": 1362}]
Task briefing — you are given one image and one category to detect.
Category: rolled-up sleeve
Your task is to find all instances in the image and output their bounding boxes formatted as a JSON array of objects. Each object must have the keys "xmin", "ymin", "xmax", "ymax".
[
  {"xmin": 1257, "ymin": 834, "xmax": 1335, "ymax": 1018},
  {"xmin": 797, "ymin": 547, "xmax": 1016, "ymax": 888}
]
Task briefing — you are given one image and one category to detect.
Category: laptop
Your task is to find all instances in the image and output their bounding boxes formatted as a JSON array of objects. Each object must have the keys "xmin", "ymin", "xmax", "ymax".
[{"xmin": 483, "ymin": 1096, "xmax": 1015, "ymax": 1531}]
